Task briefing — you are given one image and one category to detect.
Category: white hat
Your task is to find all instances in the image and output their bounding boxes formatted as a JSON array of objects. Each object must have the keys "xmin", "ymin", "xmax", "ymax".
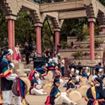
[
  {"xmin": 8, "ymin": 49, "xmax": 13, "ymax": 55},
  {"xmin": 71, "ymin": 68, "xmax": 74, "ymax": 72},
  {"xmin": 92, "ymin": 75, "xmax": 98, "ymax": 81},
  {"xmin": 99, "ymin": 69, "xmax": 103, "ymax": 72},
  {"xmin": 3, "ymin": 49, "xmax": 13, "ymax": 56},
  {"xmin": 9, "ymin": 63, "xmax": 15, "ymax": 68},
  {"xmin": 76, "ymin": 70, "xmax": 79, "ymax": 74}
]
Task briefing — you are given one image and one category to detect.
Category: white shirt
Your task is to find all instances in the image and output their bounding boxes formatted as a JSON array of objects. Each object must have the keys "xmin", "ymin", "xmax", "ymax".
[{"xmin": 53, "ymin": 57, "xmax": 58, "ymax": 64}]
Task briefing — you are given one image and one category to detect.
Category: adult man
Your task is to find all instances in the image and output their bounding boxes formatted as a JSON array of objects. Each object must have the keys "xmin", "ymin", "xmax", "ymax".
[
  {"xmin": 86, "ymin": 76, "xmax": 105, "ymax": 105},
  {"xmin": 0, "ymin": 49, "xmax": 14, "ymax": 105}
]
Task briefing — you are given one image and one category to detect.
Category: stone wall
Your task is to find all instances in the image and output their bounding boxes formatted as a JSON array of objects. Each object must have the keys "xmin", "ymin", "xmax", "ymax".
[{"xmin": 60, "ymin": 34, "xmax": 105, "ymax": 65}]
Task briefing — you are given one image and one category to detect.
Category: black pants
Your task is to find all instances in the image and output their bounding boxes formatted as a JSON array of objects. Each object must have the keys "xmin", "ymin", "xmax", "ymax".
[{"xmin": 50, "ymin": 96, "xmax": 55, "ymax": 105}]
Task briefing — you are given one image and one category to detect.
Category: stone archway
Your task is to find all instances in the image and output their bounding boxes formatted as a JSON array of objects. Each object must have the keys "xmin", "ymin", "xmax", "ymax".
[{"xmin": 0, "ymin": 0, "xmax": 105, "ymax": 60}]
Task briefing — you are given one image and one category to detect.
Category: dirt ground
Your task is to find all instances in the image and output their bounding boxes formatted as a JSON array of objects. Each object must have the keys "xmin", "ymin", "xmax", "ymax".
[
  {"xmin": 26, "ymin": 95, "xmax": 47, "ymax": 105},
  {"xmin": 26, "ymin": 94, "xmax": 87, "ymax": 105}
]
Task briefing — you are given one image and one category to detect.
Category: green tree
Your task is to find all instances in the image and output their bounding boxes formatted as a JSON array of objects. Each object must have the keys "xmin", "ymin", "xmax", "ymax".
[
  {"xmin": 61, "ymin": 18, "xmax": 88, "ymax": 41},
  {"xmin": 42, "ymin": 19, "xmax": 54, "ymax": 51},
  {"xmin": 0, "ymin": 10, "xmax": 8, "ymax": 48},
  {"xmin": 15, "ymin": 10, "xmax": 34, "ymax": 45}
]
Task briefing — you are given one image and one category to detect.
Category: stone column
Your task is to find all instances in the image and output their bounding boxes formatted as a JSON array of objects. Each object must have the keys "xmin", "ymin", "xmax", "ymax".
[
  {"xmin": 6, "ymin": 16, "xmax": 16, "ymax": 51},
  {"xmin": 88, "ymin": 18, "xmax": 95, "ymax": 61},
  {"xmin": 54, "ymin": 28, "xmax": 61, "ymax": 52},
  {"xmin": 35, "ymin": 22, "xmax": 42, "ymax": 57}
]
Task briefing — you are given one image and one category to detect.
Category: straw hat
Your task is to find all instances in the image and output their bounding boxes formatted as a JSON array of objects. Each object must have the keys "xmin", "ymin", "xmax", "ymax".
[{"xmin": 69, "ymin": 90, "xmax": 82, "ymax": 102}]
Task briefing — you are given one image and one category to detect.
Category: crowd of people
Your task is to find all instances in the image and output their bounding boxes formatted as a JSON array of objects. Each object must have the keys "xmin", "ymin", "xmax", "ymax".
[
  {"xmin": 27, "ymin": 48, "xmax": 105, "ymax": 105},
  {"xmin": 0, "ymin": 47, "xmax": 105, "ymax": 105}
]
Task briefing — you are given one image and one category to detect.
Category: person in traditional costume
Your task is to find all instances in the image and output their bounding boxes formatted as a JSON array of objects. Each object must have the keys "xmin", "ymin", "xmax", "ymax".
[
  {"xmin": 76, "ymin": 62, "xmax": 83, "ymax": 74},
  {"xmin": 48, "ymin": 79, "xmax": 76, "ymax": 105},
  {"xmin": 94, "ymin": 62, "xmax": 102, "ymax": 75},
  {"xmin": 54, "ymin": 66, "xmax": 61, "ymax": 79},
  {"xmin": 7, "ymin": 63, "xmax": 22, "ymax": 105},
  {"xmin": 6, "ymin": 63, "xmax": 18, "ymax": 81},
  {"xmin": 74, "ymin": 70, "xmax": 81, "ymax": 86},
  {"xmin": 65, "ymin": 77, "xmax": 75, "ymax": 93},
  {"xmin": 69, "ymin": 68, "xmax": 75, "ymax": 79},
  {"xmin": 86, "ymin": 76, "xmax": 105, "ymax": 105},
  {"xmin": 0, "ymin": 49, "xmax": 18, "ymax": 105},
  {"xmin": 29, "ymin": 71, "xmax": 47, "ymax": 95},
  {"xmin": 81, "ymin": 67, "xmax": 89, "ymax": 79},
  {"xmin": 97, "ymin": 69, "xmax": 104, "ymax": 80},
  {"xmin": 53, "ymin": 66, "xmax": 64, "ymax": 86}
]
